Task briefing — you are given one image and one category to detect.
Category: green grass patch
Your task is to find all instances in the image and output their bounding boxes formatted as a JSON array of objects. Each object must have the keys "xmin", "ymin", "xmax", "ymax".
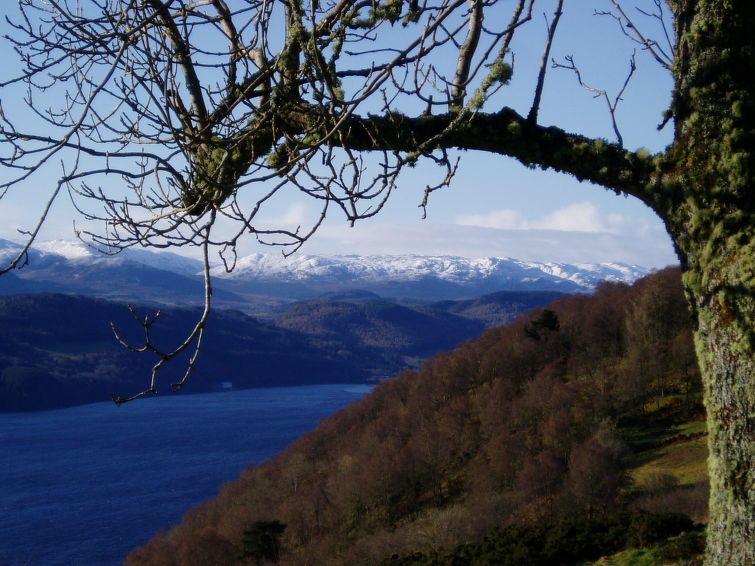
[
  {"xmin": 630, "ymin": 433, "xmax": 708, "ymax": 490},
  {"xmin": 673, "ymin": 420, "xmax": 706, "ymax": 436},
  {"xmin": 585, "ymin": 547, "xmax": 659, "ymax": 566},
  {"xmin": 582, "ymin": 531, "xmax": 705, "ymax": 566}
]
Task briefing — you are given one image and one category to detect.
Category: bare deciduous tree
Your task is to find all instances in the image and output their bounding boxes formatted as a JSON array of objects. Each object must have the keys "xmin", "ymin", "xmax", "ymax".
[{"xmin": 0, "ymin": 1, "xmax": 752, "ymax": 563}]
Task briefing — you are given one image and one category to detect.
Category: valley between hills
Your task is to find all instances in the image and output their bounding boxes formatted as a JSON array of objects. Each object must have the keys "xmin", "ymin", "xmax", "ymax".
[
  {"xmin": 2, "ymin": 239, "xmax": 637, "ymax": 411},
  {"xmin": 0, "ymin": 288, "xmax": 561, "ymax": 411}
]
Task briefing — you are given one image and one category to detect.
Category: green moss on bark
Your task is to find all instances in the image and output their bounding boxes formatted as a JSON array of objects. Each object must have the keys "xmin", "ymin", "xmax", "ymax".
[{"xmin": 662, "ymin": 2, "xmax": 755, "ymax": 564}]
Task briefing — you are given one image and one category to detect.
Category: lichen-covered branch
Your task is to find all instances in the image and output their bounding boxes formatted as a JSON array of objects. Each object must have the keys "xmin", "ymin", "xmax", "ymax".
[
  {"xmin": 450, "ymin": 0, "xmax": 484, "ymax": 109},
  {"xmin": 145, "ymin": 0, "xmax": 210, "ymax": 133},
  {"xmin": 308, "ymin": 106, "xmax": 660, "ymax": 208}
]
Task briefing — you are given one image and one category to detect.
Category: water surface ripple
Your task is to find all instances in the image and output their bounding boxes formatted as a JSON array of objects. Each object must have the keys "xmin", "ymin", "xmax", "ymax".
[{"xmin": 0, "ymin": 384, "xmax": 371, "ymax": 566}]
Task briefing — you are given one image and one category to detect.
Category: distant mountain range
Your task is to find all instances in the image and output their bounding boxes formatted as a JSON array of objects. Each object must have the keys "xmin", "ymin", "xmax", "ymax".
[
  {"xmin": 0, "ymin": 238, "xmax": 651, "ymax": 307},
  {"xmin": 0, "ymin": 238, "xmax": 656, "ymax": 410}
]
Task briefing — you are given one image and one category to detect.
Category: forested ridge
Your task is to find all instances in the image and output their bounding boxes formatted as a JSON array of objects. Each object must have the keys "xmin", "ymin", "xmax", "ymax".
[
  {"xmin": 0, "ymin": 294, "xmax": 366, "ymax": 411},
  {"xmin": 126, "ymin": 267, "xmax": 708, "ymax": 566},
  {"xmin": 0, "ymin": 290, "xmax": 555, "ymax": 411}
]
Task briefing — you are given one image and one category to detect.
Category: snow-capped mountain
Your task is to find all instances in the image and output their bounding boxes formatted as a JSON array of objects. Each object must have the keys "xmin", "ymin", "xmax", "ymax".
[
  {"xmin": 32, "ymin": 239, "xmax": 205, "ymax": 275},
  {"xmin": 0, "ymin": 238, "xmax": 216, "ymax": 305},
  {"xmin": 210, "ymin": 253, "xmax": 649, "ymax": 294},
  {"xmin": 1, "ymin": 238, "xmax": 651, "ymax": 302}
]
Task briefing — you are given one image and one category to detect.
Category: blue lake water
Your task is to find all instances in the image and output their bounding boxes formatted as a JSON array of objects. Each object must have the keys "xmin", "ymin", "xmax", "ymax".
[{"xmin": 0, "ymin": 384, "xmax": 372, "ymax": 566}]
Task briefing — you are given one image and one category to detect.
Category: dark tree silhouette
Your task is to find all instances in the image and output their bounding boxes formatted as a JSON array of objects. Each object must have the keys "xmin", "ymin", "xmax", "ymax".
[
  {"xmin": 524, "ymin": 308, "xmax": 560, "ymax": 340},
  {"xmin": 0, "ymin": 2, "xmax": 752, "ymax": 563},
  {"xmin": 242, "ymin": 520, "xmax": 287, "ymax": 564}
]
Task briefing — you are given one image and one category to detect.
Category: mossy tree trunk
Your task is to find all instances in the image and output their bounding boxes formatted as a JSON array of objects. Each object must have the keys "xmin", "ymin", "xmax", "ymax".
[
  {"xmin": 684, "ymin": 249, "xmax": 754, "ymax": 566},
  {"xmin": 661, "ymin": 2, "xmax": 754, "ymax": 564},
  {"xmin": 672, "ymin": 225, "xmax": 754, "ymax": 566}
]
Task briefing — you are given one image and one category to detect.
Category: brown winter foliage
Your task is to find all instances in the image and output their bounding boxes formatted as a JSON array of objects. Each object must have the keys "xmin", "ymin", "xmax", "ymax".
[{"xmin": 125, "ymin": 267, "xmax": 703, "ymax": 565}]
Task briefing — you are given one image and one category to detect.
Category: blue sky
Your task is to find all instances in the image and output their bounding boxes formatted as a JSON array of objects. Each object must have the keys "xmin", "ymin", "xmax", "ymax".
[{"xmin": 0, "ymin": 1, "xmax": 679, "ymax": 268}]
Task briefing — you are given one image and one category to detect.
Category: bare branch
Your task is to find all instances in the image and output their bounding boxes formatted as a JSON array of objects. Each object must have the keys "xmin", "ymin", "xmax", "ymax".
[
  {"xmin": 635, "ymin": 0, "xmax": 674, "ymax": 60},
  {"xmin": 553, "ymin": 50, "xmax": 637, "ymax": 146},
  {"xmin": 597, "ymin": 0, "xmax": 673, "ymax": 70},
  {"xmin": 527, "ymin": 0, "xmax": 563, "ymax": 124},
  {"xmin": 110, "ymin": 223, "xmax": 214, "ymax": 405},
  {"xmin": 450, "ymin": 0, "xmax": 484, "ymax": 109},
  {"xmin": 144, "ymin": 0, "xmax": 210, "ymax": 133}
]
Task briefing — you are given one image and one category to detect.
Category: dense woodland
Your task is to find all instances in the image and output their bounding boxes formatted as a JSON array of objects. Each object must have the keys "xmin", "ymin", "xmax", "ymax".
[{"xmin": 126, "ymin": 267, "xmax": 707, "ymax": 565}]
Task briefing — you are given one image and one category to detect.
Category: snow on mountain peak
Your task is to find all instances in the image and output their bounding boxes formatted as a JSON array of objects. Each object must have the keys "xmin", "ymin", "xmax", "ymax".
[
  {"xmin": 34, "ymin": 240, "xmax": 94, "ymax": 259},
  {"xmin": 1, "ymin": 239, "xmax": 204, "ymax": 276},
  {"xmin": 1, "ymin": 237, "xmax": 651, "ymax": 294},
  {"xmin": 209, "ymin": 252, "xmax": 649, "ymax": 291}
]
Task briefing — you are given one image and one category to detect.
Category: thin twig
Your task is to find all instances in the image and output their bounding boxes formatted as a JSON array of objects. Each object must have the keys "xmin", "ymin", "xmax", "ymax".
[{"xmin": 552, "ymin": 50, "xmax": 636, "ymax": 146}]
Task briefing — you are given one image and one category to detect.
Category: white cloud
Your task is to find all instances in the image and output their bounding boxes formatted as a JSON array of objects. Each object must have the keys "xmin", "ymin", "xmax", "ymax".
[
  {"xmin": 534, "ymin": 202, "xmax": 622, "ymax": 233},
  {"xmin": 253, "ymin": 202, "xmax": 311, "ymax": 229},
  {"xmin": 274, "ymin": 203, "xmax": 310, "ymax": 226},
  {"xmin": 455, "ymin": 209, "xmax": 529, "ymax": 230},
  {"xmin": 455, "ymin": 202, "xmax": 626, "ymax": 234},
  {"xmin": 0, "ymin": 206, "xmax": 24, "ymax": 237}
]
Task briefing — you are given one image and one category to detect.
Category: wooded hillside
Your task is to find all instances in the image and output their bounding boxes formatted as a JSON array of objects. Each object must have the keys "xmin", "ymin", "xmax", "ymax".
[
  {"xmin": 0, "ymin": 290, "xmax": 558, "ymax": 411},
  {"xmin": 126, "ymin": 268, "xmax": 707, "ymax": 565}
]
